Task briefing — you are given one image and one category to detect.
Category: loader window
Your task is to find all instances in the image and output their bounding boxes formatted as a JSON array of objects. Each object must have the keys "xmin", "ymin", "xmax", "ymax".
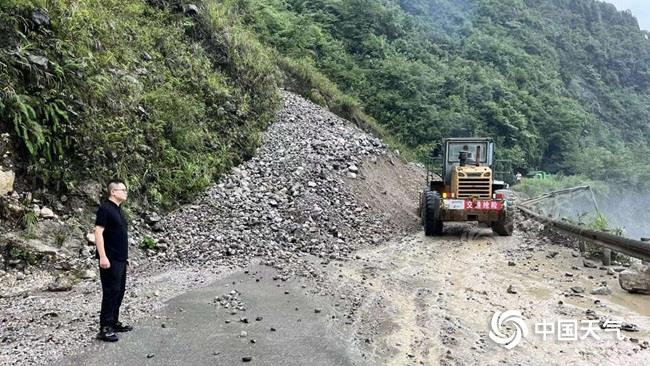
[{"xmin": 447, "ymin": 143, "xmax": 487, "ymax": 163}]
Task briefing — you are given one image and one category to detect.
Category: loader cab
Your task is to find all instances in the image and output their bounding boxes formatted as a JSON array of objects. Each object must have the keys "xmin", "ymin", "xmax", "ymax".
[{"xmin": 440, "ymin": 138, "xmax": 494, "ymax": 186}]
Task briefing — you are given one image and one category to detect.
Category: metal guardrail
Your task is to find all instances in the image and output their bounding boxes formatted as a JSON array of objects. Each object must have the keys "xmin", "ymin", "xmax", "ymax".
[
  {"xmin": 517, "ymin": 190, "xmax": 650, "ymax": 262},
  {"xmin": 517, "ymin": 205, "xmax": 650, "ymax": 262}
]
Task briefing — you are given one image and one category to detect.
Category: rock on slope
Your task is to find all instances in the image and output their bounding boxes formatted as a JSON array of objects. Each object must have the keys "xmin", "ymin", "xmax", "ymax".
[{"xmin": 153, "ymin": 91, "xmax": 424, "ymax": 274}]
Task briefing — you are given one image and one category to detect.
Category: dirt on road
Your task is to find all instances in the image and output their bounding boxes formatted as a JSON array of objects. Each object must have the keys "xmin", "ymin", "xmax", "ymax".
[
  {"xmin": 326, "ymin": 225, "xmax": 650, "ymax": 365},
  {"xmin": 57, "ymin": 223, "xmax": 650, "ymax": 366}
]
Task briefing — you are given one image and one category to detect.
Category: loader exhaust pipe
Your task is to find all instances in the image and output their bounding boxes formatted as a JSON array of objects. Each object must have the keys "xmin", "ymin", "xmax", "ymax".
[{"xmin": 475, "ymin": 145, "xmax": 481, "ymax": 166}]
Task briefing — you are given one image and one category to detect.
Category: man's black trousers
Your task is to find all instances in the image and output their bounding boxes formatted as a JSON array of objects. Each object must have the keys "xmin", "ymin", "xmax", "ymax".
[{"xmin": 99, "ymin": 260, "xmax": 127, "ymax": 328}]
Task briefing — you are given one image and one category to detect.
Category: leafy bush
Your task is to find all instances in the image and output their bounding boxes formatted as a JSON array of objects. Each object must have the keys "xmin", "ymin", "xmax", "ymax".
[{"xmin": 140, "ymin": 235, "xmax": 156, "ymax": 250}]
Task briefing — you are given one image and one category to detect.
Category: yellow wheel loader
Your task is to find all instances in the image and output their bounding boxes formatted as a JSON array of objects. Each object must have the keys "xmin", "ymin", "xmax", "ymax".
[{"xmin": 420, "ymin": 138, "xmax": 514, "ymax": 236}]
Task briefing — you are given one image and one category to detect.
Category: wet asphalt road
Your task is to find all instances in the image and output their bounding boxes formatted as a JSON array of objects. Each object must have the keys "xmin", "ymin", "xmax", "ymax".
[{"xmin": 58, "ymin": 264, "xmax": 370, "ymax": 366}]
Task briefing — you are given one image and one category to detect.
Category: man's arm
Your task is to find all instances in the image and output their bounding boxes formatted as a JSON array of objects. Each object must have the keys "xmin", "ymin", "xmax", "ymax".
[{"xmin": 95, "ymin": 225, "xmax": 110, "ymax": 269}]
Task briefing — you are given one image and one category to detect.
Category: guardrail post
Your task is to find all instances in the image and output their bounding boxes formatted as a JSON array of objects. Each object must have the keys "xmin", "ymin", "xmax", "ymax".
[
  {"xmin": 602, "ymin": 248, "xmax": 611, "ymax": 266},
  {"xmin": 578, "ymin": 241, "xmax": 586, "ymax": 254}
]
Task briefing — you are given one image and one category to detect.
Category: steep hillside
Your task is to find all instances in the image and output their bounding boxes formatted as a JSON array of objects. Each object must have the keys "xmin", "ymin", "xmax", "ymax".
[
  {"xmin": 2, "ymin": 0, "xmax": 650, "ymax": 213},
  {"xmin": 0, "ymin": 0, "xmax": 280, "ymax": 208}
]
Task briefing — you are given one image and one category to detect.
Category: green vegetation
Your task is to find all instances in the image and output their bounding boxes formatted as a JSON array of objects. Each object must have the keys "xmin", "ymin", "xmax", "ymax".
[
  {"xmin": 20, "ymin": 210, "xmax": 38, "ymax": 235},
  {"xmin": 8, "ymin": 245, "xmax": 40, "ymax": 265},
  {"xmin": 140, "ymin": 235, "xmax": 157, "ymax": 250},
  {"xmin": 588, "ymin": 212, "xmax": 623, "ymax": 236},
  {"xmin": 514, "ymin": 174, "xmax": 608, "ymax": 198},
  {"xmin": 2, "ymin": 0, "xmax": 650, "ymax": 209},
  {"xmin": 235, "ymin": 0, "xmax": 650, "ymax": 185},
  {"xmin": 1, "ymin": 0, "xmax": 281, "ymax": 208}
]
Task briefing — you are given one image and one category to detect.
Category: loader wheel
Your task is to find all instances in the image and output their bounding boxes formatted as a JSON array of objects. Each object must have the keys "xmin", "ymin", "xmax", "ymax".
[
  {"xmin": 492, "ymin": 204, "xmax": 514, "ymax": 236},
  {"xmin": 419, "ymin": 189, "xmax": 427, "ymax": 224},
  {"xmin": 423, "ymin": 191, "xmax": 443, "ymax": 236}
]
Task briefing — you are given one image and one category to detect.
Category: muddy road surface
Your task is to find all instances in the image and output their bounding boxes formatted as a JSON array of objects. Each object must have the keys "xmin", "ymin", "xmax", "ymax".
[
  {"xmin": 57, "ymin": 224, "xmax": 650, "ymax": 366},
  {"xmin": 335, "ymin": 225, "xmax": 650, "ymax": 365}
]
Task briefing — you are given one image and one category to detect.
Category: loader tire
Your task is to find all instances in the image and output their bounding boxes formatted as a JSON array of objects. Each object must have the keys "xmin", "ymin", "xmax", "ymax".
[
  {"xmin": 492, "ymin": 204, "xmax": 514, "ymax": 236},
  {"xmin": 423, "ymin": 191, "xmax": 443, "ymax": 236}
]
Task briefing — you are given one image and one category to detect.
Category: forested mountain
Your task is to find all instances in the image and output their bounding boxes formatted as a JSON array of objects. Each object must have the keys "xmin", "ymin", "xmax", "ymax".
[
  {"xmin": 2, "ymin": 0, "xmax": 649, "ymax": 207},
  {"xmin": 242, "ymin": 0, "xmax": 650, "ymax": 185}
]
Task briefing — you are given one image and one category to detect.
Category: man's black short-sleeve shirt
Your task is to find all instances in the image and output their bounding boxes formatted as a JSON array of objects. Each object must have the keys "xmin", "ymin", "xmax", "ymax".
[{"xmin": 95, "ymin": 200, "xmax": 128, "ymax": 261}]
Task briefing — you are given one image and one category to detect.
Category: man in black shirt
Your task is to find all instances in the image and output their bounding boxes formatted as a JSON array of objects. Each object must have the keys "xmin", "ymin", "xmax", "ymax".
[{"xmin": 94, "ymin": 179, "xmax": 133, "ymax": 342}]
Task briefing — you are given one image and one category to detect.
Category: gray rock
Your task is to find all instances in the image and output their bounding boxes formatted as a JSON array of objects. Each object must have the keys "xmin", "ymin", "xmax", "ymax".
[
  {"xmin": 39, "ymin": 207, "xmax": 55, "ymax": 219},
  {"xmin": 146, "ymin": 212, "xmax": 162, "ymax": 224},
  {"xmin": 619, "ymin": 266, "xmax": 650, "ymax": 294},
  {"xmin": 185, "ymin": 4, "xmax": 199, "ymax": 16},
  {"xmin": 151, "ymin": 222, "xmax": 164, "ymax": 232},
  {"xmin": 570, "ymin": 286, "xmax": 585, "ymax": 294},
  {"xmin": 5, "ymin": 232, "xmax": 60, "ymax": 257},
  {"xmin": 48, "ymin": 276, "xmax": 73, "ymax": 292},
  {"xmin": 32, "ymin": 9, "xmax": 51, "ymax": 27},
  {"xmin": 590, "ymin": 286, "xmax": 612, "ymax": 295},
  {"xmin": 79, "ymin": 269, "xmax": 96, "ymax": 280},
  {"xmin": 0, "ymin": 169, "xmax": 15, "ymax": 195},
  {"xmin": 77, "ymin": 180, "xmax": 103, "ymax": 205},
  {"xmin": 28, "ymin": 54, "xmax": 49, "ymax": 68}
]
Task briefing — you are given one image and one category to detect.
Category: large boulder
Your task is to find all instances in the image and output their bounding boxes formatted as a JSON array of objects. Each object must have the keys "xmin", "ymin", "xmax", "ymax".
[
  {"xmin": 0, "ymin": 169, "xmax": 15, "ymax": 195},
  {"xmin": 2, "ymin": 232, "xmax": 60, "ymax": 257},
  {"xmin": 77, "ymin": 180, "xmax": 103, "ymax": 205},
  {"xmin": 1, "ymin": 220, "xmax": 84, "ymax": 259},
  {"xmin": 619, "ymin": 263, "xmax": 650, "ymax": 294}
]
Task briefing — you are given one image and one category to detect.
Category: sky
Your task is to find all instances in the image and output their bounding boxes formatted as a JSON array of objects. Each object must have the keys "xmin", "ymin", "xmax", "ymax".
[{"xmin": 606, "ymin": 0, "xmax": 650, "ymax": 30}]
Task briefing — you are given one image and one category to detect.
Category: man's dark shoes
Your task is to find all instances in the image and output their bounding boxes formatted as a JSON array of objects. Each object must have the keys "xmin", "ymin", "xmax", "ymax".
[
  {"xmin": 113, "ymin": 322, "xmax": 133, "ymax": 332},
  {"xmin": 97, "ymin": 326, "xmax": 118, "ymax": 342}
]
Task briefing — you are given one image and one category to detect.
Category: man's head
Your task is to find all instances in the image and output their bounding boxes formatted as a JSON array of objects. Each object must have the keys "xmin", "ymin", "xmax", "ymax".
[{"xmin": 107, "ymin": 179, "xmax": 128, "ymax": 204}]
